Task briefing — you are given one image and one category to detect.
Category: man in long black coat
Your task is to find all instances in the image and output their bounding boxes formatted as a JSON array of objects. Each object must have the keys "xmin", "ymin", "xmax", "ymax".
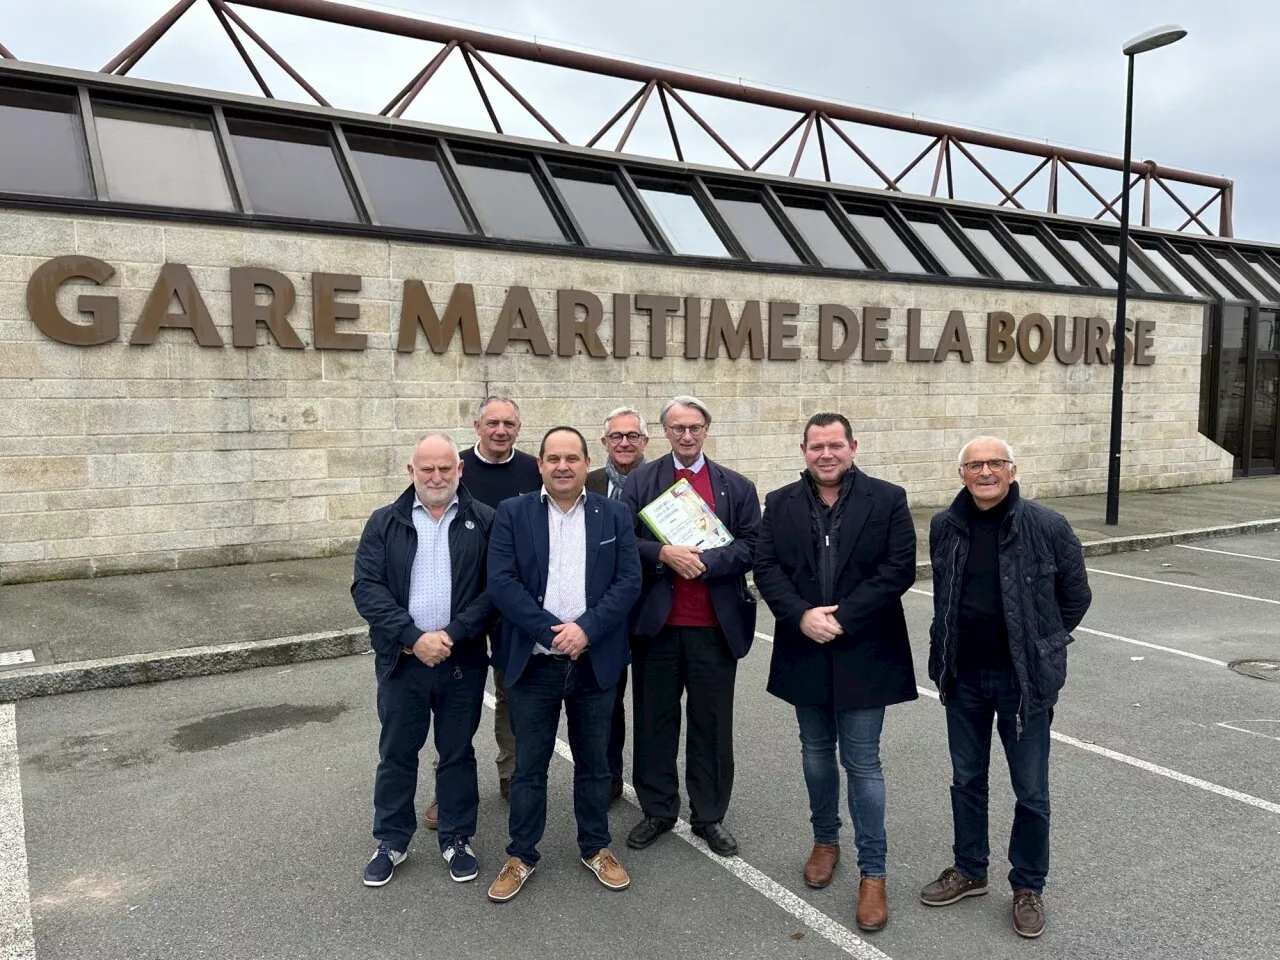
[{"xmin": 754, "ymin": 413, "xmax": 917, "ymax": 934}]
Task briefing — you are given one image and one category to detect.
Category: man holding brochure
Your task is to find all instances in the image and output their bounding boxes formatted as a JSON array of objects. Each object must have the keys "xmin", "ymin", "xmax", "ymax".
[{"xmin": 621, "ymin": 396, "xmax": 760, "ymax": 857}]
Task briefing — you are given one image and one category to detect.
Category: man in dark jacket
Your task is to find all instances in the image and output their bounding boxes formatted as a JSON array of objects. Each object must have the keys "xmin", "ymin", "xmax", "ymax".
[
  {"xmin": 919, "ymin": 436, "xmax": 1091, "ymax": 940},
  {"xmin": 621, "ymin": 395, "xmax": 760, "ymax": 858},
  {"xmin": 351, "ymin": 434, "xmax": 494, "ymax": 888},
  {"xmin": 754, "ymin": 413, "xmax": 916, "ymax": 933}
]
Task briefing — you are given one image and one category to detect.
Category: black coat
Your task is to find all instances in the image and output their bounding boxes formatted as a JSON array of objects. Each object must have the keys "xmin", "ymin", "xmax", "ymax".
[
  {"xmin": 620, "ymin": 453, "xmax": 760, "ymax": 659},
  {"xmin": 351, "ymin": 484, "xmax": 495, "ymax": 681},
  {"xmin": 927, "ymin": 482, "xmax": 1092, "ymax": 721},
  {"xmin": 755, "ymin": 468, "xmax": 919, "ymax": 711}
]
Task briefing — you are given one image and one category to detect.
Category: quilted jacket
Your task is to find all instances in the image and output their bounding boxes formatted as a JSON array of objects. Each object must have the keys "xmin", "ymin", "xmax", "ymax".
[{"xmin": 927, "ymin": 482, "xmax": 1091, "ymax": 728}]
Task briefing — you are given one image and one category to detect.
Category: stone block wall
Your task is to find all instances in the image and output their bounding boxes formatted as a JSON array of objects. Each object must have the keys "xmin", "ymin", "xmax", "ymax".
[{"xmin": 0, "ymin": 209, "xmax": 1233, "ymax": 582}]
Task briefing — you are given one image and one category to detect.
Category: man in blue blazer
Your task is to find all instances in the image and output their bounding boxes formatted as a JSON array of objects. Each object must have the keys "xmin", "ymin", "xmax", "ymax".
[
  {"xmin": 485, "ymin": 426, "xmax": 642, "ymax": 903},
  {"xmin": 753, "ymin": 413, "xmax": 917, "ymax": 933},
  {"xmin": 620, "ymin": 396, "xmax": 760, "ymax": 858}
]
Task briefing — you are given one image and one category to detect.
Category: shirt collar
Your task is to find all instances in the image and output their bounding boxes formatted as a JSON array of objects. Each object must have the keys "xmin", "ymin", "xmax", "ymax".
[
  {"xmin": 540, "ymin": 486, "xmax": 587, "ymax": 515},
  {"xmin": 413, "ymin": 494, "xmax": 459, "ymax": 517},
  {"xmin": 472, "ymin": 442, "xmax": 515, "ymax": 465},
  {"xmin": 673, "ymin": 452, "xmax": 706, "ymax": 474}
]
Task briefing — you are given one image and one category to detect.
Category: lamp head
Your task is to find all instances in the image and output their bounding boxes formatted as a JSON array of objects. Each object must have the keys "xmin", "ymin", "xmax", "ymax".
[{"xmin": 1123, "ymin": 25, "xmax": 1187, "ymax": 56}]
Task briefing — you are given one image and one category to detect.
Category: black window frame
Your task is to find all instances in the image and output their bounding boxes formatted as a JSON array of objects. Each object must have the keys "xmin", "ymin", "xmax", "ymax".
[
  {"xmin": 898, "ymin": 204, "xmax": 993, "ymax": 279},
  {"xmin": 545, "ymin": 158, "xmax": 665, "ymax": 254},
  {"xmin": 704, "ymin": 179, "xmax": 809, "ymax": 266},
  {"xmin": 340, "ymin": 127, "xmax": 474, "ymax": 235},
  {"xmin": 841, "ymin": 200, "xmax": 936, "ymax": 275}
]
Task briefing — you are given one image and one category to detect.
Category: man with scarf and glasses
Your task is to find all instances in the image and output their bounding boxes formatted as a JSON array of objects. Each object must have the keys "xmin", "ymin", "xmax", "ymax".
[
  {"xmin": 586, "ymin": 406, "xmax": 649, "ymax": 801},
  {"xmin": 754, "ymin": 413, "xmax": 917, "ymax": 933}
]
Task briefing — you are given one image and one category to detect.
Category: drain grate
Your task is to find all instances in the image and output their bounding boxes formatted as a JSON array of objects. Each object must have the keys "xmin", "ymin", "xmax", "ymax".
[
  {"xmin": 1229, "ymin": 659, "xmax": 1280, "ymax": 682},
  {"xmin": 0, "ymin": 649, "xmax": 35, "ymax": 668}
]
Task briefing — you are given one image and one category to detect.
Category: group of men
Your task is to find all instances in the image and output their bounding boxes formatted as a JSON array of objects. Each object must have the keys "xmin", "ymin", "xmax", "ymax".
[{"xmin": 351, "ymin": 393, "xmax": 1091, "ymax": 940}]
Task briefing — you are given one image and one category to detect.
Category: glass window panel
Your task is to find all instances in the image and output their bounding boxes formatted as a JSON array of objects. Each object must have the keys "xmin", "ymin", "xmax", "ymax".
[
  {"xmin": 638, "ymin": 186, "xmax": 729, "ymax": 257},
  {"xmin": 1096, "ymin": 238, "xmax": 1164, "ymax": 292},
  {"xmin": 346, "ymin": 134, "xmax": 466, "ymax": 234},
  {"xmin": 1210, "ymin": 252, "xmax": 1276, "ymax": 302},
  {"xmin": 908, "ymin": 218, "xmax": 981, "ymax": 277},
  {"xmin": 711, "ymin": 193, "xmax": 800, "ymax": 264},
  {"xmin": 1245, "ymin": 254, "xmax": 1280, "ymax": 291},
  {"xmin": 783, "ymin": 204, "xmax": 865, "ymax": 269},
  {"xmin": 454, "ymin": 156, "xmax": 565, "ymax": 244},
  {"xmin": 1138, "ymin": 245, "xmax": 1202, "ymax": 296},
  {"xmin": 94, "ymin": 104, "xmax": 233, "ymax": 211},
  {"xmin": 227, "ymin": 118, "xmax": 357, "ymax": 221},
  {"xmin": 961, "ymin": 225, "xmax": 1030, "ymax": 281},
  {"xmin": 1215, "ymin": 305, "xmax": 1248, "ymax": 467},
  {"xmin": 552, "ymin": 172, "xmax": 652, "ymax": 251},
  {"xmin": 1175, "ymin": 249, "xmax": 1235, "ymax": 298},
  {"xmin": 1054, "ymin": 235, "xmax": 1116, "ymax": 288},
  {"xmin": 845, "ymin": 210, "xmax": 925, "ymax": 273},
  {"xmin": 1252, "ymin": 354, "xmax": 1277, "ymax": 470},
  {"xmin": 0, "ymin": 87, "xmax": 91, "ymax": 198},
  {"xmin": 1258, "ymin": 310, "xmax": 1279, "ymax": 352},
  {"xmin": 1009, "ymin": 230, "xmax": 1079, "ymax": 285}
]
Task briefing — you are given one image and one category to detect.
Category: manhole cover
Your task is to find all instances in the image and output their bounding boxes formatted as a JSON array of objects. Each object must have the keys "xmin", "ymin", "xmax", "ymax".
[{"xmin": 1229, "ymin": 659, "xmax": 1280, "ymax": 681}]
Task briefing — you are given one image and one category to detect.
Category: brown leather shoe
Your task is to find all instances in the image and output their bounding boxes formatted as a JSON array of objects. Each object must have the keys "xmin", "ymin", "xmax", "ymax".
[
  {"xmin": 499, "ymin": 777, "xmax": 511, "ymax": 801},
  {"xmin": 582, "ymin": 848, "xmax": 630, "ymax": 890},
  {"xmin": 424, "ymin": 801, "xmax": 439, "ymax": 831},
  {"xmin": 856, "ymin": 877, "xmax": 888, "ymax": 932},
  {"xmin": 919, "ymin": 866, "xmax": 987, "ymax": 906},
  {"xmin": 1013, "ymin": 890, "xmax": 1045, "ymax": 938},
  {"xmin": 487, "ymin": 857, "xmax": 535, "ymax": 903},
  {"xmin": 803, "ymin": 844, "xmax": 840, "ymax": 889}
]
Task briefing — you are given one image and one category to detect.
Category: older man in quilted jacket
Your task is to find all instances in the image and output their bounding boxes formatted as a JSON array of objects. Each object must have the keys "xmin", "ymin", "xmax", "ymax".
[{"xmin": 919, "ymin": 436, "xmax": 1090, "ymax": 940}]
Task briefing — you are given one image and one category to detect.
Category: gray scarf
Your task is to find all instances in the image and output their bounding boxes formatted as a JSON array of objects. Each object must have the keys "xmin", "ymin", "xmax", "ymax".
[{"xmin": 604, "ymin": 456, "xmax": 643, "ymax": 499}]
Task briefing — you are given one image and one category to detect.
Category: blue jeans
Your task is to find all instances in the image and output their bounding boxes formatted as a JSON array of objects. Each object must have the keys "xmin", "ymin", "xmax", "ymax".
[
  {"xmin": 794, "ymin": 704, "xmax": 887, "ymax": 878},
  {"xmin": 374, "ymin": 656, "xmax": 486, "ymax": 853},
  {"xmin": 505, "ymin": 653, "xmax": 615, "ymax": 866},
  {"xmin": 945, "ymin": 666, "xmax": 1052, "ymax": 893}
]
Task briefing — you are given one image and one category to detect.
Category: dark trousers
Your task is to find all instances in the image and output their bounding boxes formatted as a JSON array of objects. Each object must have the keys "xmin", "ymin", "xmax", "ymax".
[
  {"xmin": 505, "ymin": 652, "xmax": 615, "ymax": 866},
  {"xmin": 373, "ymin": 656, "xmax": 486, "ymax": 853},
  {"xmin": 945, "ymin": 666, "xmax": 1053, "ymax": 893},
  {"xmin": 632, "ymin": 625, "xmax": 737, "ymax": 828},
  {"xmin": 607, "ymin": 666, "xmax": 629, "ymax": 782}
]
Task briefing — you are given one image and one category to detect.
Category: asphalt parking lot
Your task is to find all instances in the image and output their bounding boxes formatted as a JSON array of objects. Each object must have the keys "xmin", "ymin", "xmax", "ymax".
[{"xmin": 4, "ymin": 532, "xmax": 1280, "ymax": 960}]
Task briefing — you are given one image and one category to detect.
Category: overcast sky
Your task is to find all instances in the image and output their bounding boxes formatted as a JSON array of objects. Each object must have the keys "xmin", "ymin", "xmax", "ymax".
[{"xmin": 4, "ymin": 0, "xmax": 1277, "ymax": 241}]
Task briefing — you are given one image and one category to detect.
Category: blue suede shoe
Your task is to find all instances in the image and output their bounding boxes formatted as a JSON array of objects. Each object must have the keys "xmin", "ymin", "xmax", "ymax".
[
  {"xmin": 363, "ymin": 842, "xmax": 407, "ymax": 887},
  {"xmin": 443, "ymin": 837, "xmax": 478, "ymax": 882}
]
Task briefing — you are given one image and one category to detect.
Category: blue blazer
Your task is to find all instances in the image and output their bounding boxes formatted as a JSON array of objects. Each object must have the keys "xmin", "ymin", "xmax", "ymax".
[
  {"xmin": 620, "ymin": 453, "xmax": 760, "ymax": 659},
  {"xmin": 487, "ymin": 490, "xmax": 642, "ymax": 690}
]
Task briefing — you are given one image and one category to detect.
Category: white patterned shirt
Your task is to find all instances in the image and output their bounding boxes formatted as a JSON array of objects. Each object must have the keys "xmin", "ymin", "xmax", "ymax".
[
  {"xmin": 537, "ymin": 487, "xmax": 587, "ymax": 655},
  {"xmin": 408, "ymin": 495, "xmax": 458, "ymax": 635}
]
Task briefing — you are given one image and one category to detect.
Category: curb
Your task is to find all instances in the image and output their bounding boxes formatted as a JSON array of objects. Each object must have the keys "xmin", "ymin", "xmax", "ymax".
[
  {"xmin": 4, "ymin": 517, "xmax": 1279, "ymax": 703},
  {"xmin": 0, "ymin": 628, "xmax": 368, "ymax": 703}
]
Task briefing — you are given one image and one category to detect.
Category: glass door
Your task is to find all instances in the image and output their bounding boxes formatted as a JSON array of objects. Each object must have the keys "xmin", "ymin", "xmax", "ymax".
[
  {"xmin": 1214, "ymin": 305, "xmax": 1248, "ymax": 470},
  {"xmin": 1251, "ymin": 311, "xmax": 1278, "ymax": 472}
]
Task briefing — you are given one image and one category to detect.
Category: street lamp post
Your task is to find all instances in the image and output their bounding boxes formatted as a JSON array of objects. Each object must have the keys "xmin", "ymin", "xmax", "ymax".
[{"xmin": 1105, "ymin": 24, "xmax": 1188, "ymax": 526}]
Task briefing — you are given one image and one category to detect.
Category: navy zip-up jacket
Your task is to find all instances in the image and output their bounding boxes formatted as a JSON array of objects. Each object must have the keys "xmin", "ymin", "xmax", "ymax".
[{"xmin": 351, "ymin": 483, "xmax": 496, "ymax": 681}]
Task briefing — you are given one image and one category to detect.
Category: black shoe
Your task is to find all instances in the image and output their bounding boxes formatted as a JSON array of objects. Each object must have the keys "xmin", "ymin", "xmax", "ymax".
[
  {"xmin": 610, "ymin": 779, "xmax": 624, "ymax": 803},
  {"xmin": 693, "ymin": 822, "xmax": 738, "ymax": 857},
  {"xmin": 626, "ymin": 816, "xmax": 675, "ymax": 849}
]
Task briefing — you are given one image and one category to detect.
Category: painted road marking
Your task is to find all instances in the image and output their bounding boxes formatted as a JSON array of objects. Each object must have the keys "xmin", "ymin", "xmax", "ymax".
[
  {"xmin": 1217, "ymin": 721, "xmax": 1280, "ymax": 743},
  {"xmin": 0, "ymin": 703, "xmax": 36, "ymax": 960},
  {"xmin": 1084, "ymin": 567, "xmax": 1280, "ymax": 605},
  {"xmin": 905, "ymin": 587, "xmax": 1230, "ymax": 666},
  {"xmin": 752, "ymin": 627, "xmax": 1280, "ymax": 818},
  {"xmin": 480, "ymin": 692, "xmax": 893, "ymax": 960},
  {"xmin": 1175, "ymin": 544, "xmax": 1280, "ymax": 564}
]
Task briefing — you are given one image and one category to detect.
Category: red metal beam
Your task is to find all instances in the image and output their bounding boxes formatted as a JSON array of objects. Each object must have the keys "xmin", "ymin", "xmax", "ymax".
[
  {"xmin": 208, "ymin": 0, "xmax": 273, "ymax": 98},
  {"xmin": 380, "ymin": 40, "xmax": 455, "ymax": 117},
  {"xmin": 815, "ymin": 114, "xmax": 831, "ymax": 183},
  {"xmin": 614, "ymin": 80, "xmax": 655, "ymax": 153},
  {"xmin": 459, "ymin": 44, "xmax": 502, "ymax": 134},
  {"xmin": 586, "ymin": 82, "xmax": 648, "ymax": 149},
  {"xmin": 789, "ymin": 112, "xmax": 815, "ymax": 178},
  {"xmin": 102, "ymin": 0, "xmax": 199, "ymax": 73},
  {"xmin": 657, "ymin": 82, "xmax": 683, "ymax": 162},
  {"xmin": 999, "ymin": 156, "xmax": 1051, "ymax": 206},
  {"xmin": 226, "ymin": 0, "xmax": 1231, "ymax": 193},
  {"xmin": 752, "ymin": 112, "xmax": 809, "ymax": 172},
  {"xmin": 215, "ymin": 0, "xmax": 331, "ymax": 107},
  {"xmin": 661, "ymin": 83, "xmax": 748, "ymax": 170},
  {"xmin": 950, "ymin": 139, "xmax": 1023, "ymax": 209},
  {"xmin": 891, "ymin": 136, "xmax": 942, "ymax": 188},
  {"xmin": 1176, "ymin": 189, "xmax": 1223, "ymax": 233},
  {"xmin": 1153, "ymin": 176, "xmax": 1212, "ymax": 234},
  {"xmin": 463, "ymin": 43, "xmax": 567, "ymax": 143},
  {"xmin": 929, "ymin": 135, "xmax": 948, "ymax": 197},
  {"xmin": 1059, "ymin": 158, "xmax": 1120, "ymax": 221},
  {"xmin": 818, "ymin": 115, "xmax": 895, "ymax": 189}
]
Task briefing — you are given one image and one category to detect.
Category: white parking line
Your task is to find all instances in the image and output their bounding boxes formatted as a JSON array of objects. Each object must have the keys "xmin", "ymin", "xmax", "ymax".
[
  {"xmin": 904, "ymin": 588, "xmax": 1230, "ymax": 667},
  {"xmin": 1217, "ymin": 721, "xmax": 1280, "ymax": 743},
  {"xmin": 1084, "ymin": 567, "xmax": 1280, "ymax": 605},
  {"xmin": 751, "ymin": 628, "xmax": 1280, "ymax": 818},
  {"xmin": 1176, "ymin": 544, "xmax": 1280, "ymax": 564},
  {"xmin": 0, "ymin": 703, "xmax": 36, "ymax": 960},
  {"xmin": 480, "ymin": 692, "xmax": 893, "ymax": 960}
]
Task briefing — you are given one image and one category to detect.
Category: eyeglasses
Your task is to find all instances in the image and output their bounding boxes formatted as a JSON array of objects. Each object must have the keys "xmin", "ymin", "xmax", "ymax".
[
  {"xmin": 962, "ymin": 459, "xmax": 1013, "ymax": 474},
  {"xmin": 605, "ymin": 432, "xmax": 647, "ymax": 444},
  {"xmin": 665, "ymin": 424, "xmax": 707, "ymax": 437}
]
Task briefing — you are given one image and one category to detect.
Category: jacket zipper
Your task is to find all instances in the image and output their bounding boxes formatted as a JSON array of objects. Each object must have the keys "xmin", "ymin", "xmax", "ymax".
[{"xmin": 940, "ymin": 535, "xmax": 961, "ymax": 701}]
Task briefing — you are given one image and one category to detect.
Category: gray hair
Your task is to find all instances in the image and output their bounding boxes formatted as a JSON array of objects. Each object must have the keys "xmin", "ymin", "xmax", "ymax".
[
  {"xmin": 475, "ymin": 395, "xmax": 521, "ymax": 423},
  {"xmin": 659, "ymin": 395, "xmax": 713, "ymax": 428},
  {"xmin": 412, "ymin": 432, "xmax": 460, "ymax": 461},
  {"xmin": 957, "ymin": 435, "xmax": 1016, "ymax": 467},
  {"xmin": 602, "ymin": 406, "xmax": 649, "ymax": 437}
]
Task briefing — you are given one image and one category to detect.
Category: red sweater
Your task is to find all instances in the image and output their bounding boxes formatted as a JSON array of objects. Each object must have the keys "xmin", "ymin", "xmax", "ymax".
[{"xmin": 667, "ymin": 466, "xmax": 719, "ymax": 628}]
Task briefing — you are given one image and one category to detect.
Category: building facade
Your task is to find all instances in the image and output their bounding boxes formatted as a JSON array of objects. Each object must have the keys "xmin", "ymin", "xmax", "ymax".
[{"xmin": 4, "ymin": 61, "xmax": 1274, "ymax": 584}]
